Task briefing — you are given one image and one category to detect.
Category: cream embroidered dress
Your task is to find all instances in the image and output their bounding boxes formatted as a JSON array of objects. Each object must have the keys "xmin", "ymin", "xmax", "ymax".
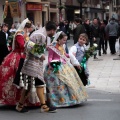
[{"xmin": 44, "ymin": 42, "xmax": 88, "ymax": 107}]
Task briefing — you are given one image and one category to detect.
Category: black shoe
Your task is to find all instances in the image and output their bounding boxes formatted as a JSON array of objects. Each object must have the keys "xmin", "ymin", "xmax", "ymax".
[
  {"xmin": 47, "ymin": 107, "xmax": 57, "ymax": 113},
  {"xmin": 40, "ymin": 104, "xmax": 57, "ymax": 113},
  {"xmin": 104, "ymin": 50, "xmax": 107, "ymax": 54},
  {"xmin": 99, "ymin": 51, "xmax": 101, "ymax": 56},
  {"xmin": 103, "ymin": 50, "xmax": 105, "ymax": 54},
  {"xmin": 16, "ymin": 106, "xmax": 29, "ymax": 113},
  {"xmin": 94, "ymin": 57, "xmax": 98, "ymax": 59},
  {"xmin": 16, "ymin": 103, "xmax": 29, "ymax": 113}
]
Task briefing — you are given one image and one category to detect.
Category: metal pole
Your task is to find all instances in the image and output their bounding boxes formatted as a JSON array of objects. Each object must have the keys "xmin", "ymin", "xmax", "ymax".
[
  {"xmin": 59, "ymin": 0, "xmax": 62, "ymax": 21},
  {"xmin": 48, "ymin": 6, "xmax": 49, "ymax": 21},
  {"xmin": 80, "ymin": 2, "xmax": 82, "ymax": 18}
]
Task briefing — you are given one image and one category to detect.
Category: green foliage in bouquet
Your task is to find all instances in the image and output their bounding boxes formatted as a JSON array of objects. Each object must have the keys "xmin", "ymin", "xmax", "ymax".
[
  {"xmin": 80, "ymin": 44, "xmax": 97, "ymax": 71},
  {"xmin": 84, "ymin": 44, "xmax": 97, "ymax": 61},
  {"xmin": 30, "ymin": 43, "xmax": 46, "ymax": 58}
]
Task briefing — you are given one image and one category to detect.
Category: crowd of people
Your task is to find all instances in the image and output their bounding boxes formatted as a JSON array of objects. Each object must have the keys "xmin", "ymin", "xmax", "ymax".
[{"xmin": 0, "ymin": 16, "xmax": 120, "ymax": 113}]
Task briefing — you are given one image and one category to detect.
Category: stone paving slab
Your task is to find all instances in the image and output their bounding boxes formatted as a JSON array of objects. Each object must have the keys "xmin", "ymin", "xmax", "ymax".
[{"xmin": 88, "ymin": 53, "xmax": 120, "ymax": 94}]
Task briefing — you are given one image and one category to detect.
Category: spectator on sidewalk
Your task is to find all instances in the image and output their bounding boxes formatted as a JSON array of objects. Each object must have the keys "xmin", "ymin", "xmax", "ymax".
[
  {"xmin": 83, "ymin": 18, "xmax": 90, "ymax": 46},
  {"xmin": 90, "ymin": 18, "xmax": 101, "ymax": 59},
  {"xmin": 105, "ymin": 17, "xmax": 119, "ymax": 55},
  {"xmin": 99, "ymin": 20, "xmax": 108, "ymax": 55},
  {"xmin": 0, "ymin": 23, "xmax": 9, "ymax": 64},
  {"xmin": 9, "ymin": 24, "xmax": 16, "ymax": 33},
  {"xmin": 73, "ymin": 18, "xmax": 85, "ymax": 44}
]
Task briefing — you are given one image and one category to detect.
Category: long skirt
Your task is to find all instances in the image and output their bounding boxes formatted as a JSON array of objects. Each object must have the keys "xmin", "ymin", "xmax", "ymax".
[
  {"xmin": 44, "ymin": 62, "xmax": 88, "ymax": 107},
  {"xmin": 0, "ymin": 52, "xmax": 40, "ymax": 106}
]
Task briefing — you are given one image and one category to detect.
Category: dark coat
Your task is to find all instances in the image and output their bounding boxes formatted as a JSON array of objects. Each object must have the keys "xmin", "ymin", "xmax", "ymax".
[
  {"xmin": 73, "ymin": 24, "xmax": 85, "ymax": 44},
  {"xmin": 0, "ymin": 31, "xmax": 9, "ymax": 64}
]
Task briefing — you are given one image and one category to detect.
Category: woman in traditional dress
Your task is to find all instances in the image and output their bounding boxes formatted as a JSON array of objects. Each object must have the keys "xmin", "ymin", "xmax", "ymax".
[
  {"xmin": 44, "ymin": 31, "xmax": 88, "ymax": 107},
  {"xmin": 0, "ymin": 18, "xmax": 39, "ymax": 106},
  {"xmin": 16, "ymin": 21, "xmax": 57, "ymax": 113}
]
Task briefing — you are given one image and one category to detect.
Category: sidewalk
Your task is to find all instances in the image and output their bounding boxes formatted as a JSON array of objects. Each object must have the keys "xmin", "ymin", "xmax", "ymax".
[
  {"xmin": 44, "ymin": 39, "xmax": 120, "ymax": 94},
  {"xmin": 88, "ymin": 52, "xmax": 120, "ymax": 94}
]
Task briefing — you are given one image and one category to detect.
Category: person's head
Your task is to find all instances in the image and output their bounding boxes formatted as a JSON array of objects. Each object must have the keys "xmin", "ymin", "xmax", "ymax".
[
  {"xmin": 74, "ymin": 18, "xmax": 80, "ymax": 25},
  {"xmin": 84, "ymin": 18, "xmax": 90, "ymax": 25},
  {"xmin": 45, "ymin": 21, "xmax": 57, "ymax": 37},
  {"xmin": 111, "ymin": 17, "xmax": 115, "ymax": 21},
  {"xmin": 56, "ymin": 32, "xmax": 67, "ymax": 45},
  {"xmin": 103, "ymin": 20, "xmax": 108, "ymax": 25},
  {"xmin": 93, "ymin": 18, "xmax": 98, "ymax": 25},
  {"xmin": 17, "ymin": 18, "xmax": 31, "ymax": 33},
  {"xmin": 2, "ymin": 23, "xmax": 8, "ymax": 32},
  {"xmin": 24, "ymin": 22, "xmax": 32, "ymax": 33},
  {"xmin": 59, "ymin": 22, "xmax": 64, "ymax": 28},
  {"xmin": 74, "ymin": 18, "xmax": 82, "ymax": 25},
  {"xmin": 29, "ymin": 25, "xmax": 35, "ymax": 33},
  {"xmin": 78, "ymin": 33, "xmax": 88, "ymax": 46}
]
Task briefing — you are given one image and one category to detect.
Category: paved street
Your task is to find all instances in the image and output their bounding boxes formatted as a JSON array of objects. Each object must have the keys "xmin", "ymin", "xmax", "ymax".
[
  {"xmin": 0, "ymin": 90, "xmax": 120, "ymax": 120},
  {"xmin": 1, "ymin": 38, "xmax": 120, "ymax": 120}
]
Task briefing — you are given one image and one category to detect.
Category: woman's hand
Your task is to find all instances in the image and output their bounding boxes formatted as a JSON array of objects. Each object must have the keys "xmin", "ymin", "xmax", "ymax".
[{"xmin": 76, "ymin": 65, "xmax": 82, "ymax": 70}]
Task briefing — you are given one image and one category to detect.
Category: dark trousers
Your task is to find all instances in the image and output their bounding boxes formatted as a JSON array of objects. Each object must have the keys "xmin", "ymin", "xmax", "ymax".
[
  {"xmin": 109, "ymin": 36, "xmax": 117, "ymax": 54},
  {"xmin": 74, "ymin": 66, "xmax": 88, "ymax": 86},
  {"xmin": 99, "ymin": 38, "xmax": 107, "ymax": 53}
]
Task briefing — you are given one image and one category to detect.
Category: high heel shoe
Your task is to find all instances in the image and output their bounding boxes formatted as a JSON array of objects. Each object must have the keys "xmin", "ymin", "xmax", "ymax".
[
  {"xmin": 40, "ymin": 104, "xmax": 57, "ymax": 113},
  {"xmin": 16, "ymin": 102, "xmax": 28, "ymax": 113}
]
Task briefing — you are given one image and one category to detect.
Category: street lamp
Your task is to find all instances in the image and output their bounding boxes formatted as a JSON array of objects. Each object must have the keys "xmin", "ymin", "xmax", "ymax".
[{"xmin": 77, "ymin": 0, "xmax": 84, "ymax": 18}]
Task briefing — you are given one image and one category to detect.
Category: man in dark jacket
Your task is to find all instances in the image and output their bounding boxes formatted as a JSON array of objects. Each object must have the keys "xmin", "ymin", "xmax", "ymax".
[
  {"xmin": 105, "ymin": 17, "xmax": 119, "ymax": 54},
  {"xmin": 0, "ymin": 24, "xmax": 9, "ymax": 64},
  {"xmin": 73, "ymin": 18, "xmax": 85, "ymax": 44},
  {"xmin": 90, "ymin": 18, "xmax": 101, "ymax": 59},
  {"xmin": 83, "ymin": 18, "xmax": 90, "ymax": 45}
]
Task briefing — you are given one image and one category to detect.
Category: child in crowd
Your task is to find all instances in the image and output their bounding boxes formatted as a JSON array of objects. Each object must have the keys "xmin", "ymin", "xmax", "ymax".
[{"xmin": 69, "ymin": 33, "xmax": 89, "ymax": 86}]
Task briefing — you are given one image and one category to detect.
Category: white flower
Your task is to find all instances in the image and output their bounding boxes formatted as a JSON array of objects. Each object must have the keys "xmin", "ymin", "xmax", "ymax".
[
  {"xmin": 93, "ymin": 43, "xmax": 98, "ymax": 47},
  {"xmin": 28, "ymin": 41, "xmax": 35, "ymax": 47}
]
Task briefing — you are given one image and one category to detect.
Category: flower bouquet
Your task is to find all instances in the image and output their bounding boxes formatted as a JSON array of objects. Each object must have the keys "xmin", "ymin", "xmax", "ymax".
[
  {"xmin": 27, "ymin": 38, "xmax": 46, "ymax": 58},
  {"xmin": 50, "ymin": 60, "xmax": 61, "ymax": 73},
  {"xmin": 30, "ymin": 43, "xmax": 46, "ymax": 58},
  {"xmin": 80, "ymin": 43, "xmax": 98, "ymax": 68},
  {"xmin": 84, "ymin": 43, "xmax": 98, "ymax": 60}
]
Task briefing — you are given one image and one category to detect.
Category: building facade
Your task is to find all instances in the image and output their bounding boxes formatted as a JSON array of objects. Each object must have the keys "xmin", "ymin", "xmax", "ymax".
[
  {"xmin": 1, "ymin": 0, "xmax": 117, "ymax": 26},
  {"xmin": 65, "ymin": 0, "xmax": 109, "ymax": 21},
  {"xmin": 0, "ymin": 0, "xmax": 66, "ymax": 27}
]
